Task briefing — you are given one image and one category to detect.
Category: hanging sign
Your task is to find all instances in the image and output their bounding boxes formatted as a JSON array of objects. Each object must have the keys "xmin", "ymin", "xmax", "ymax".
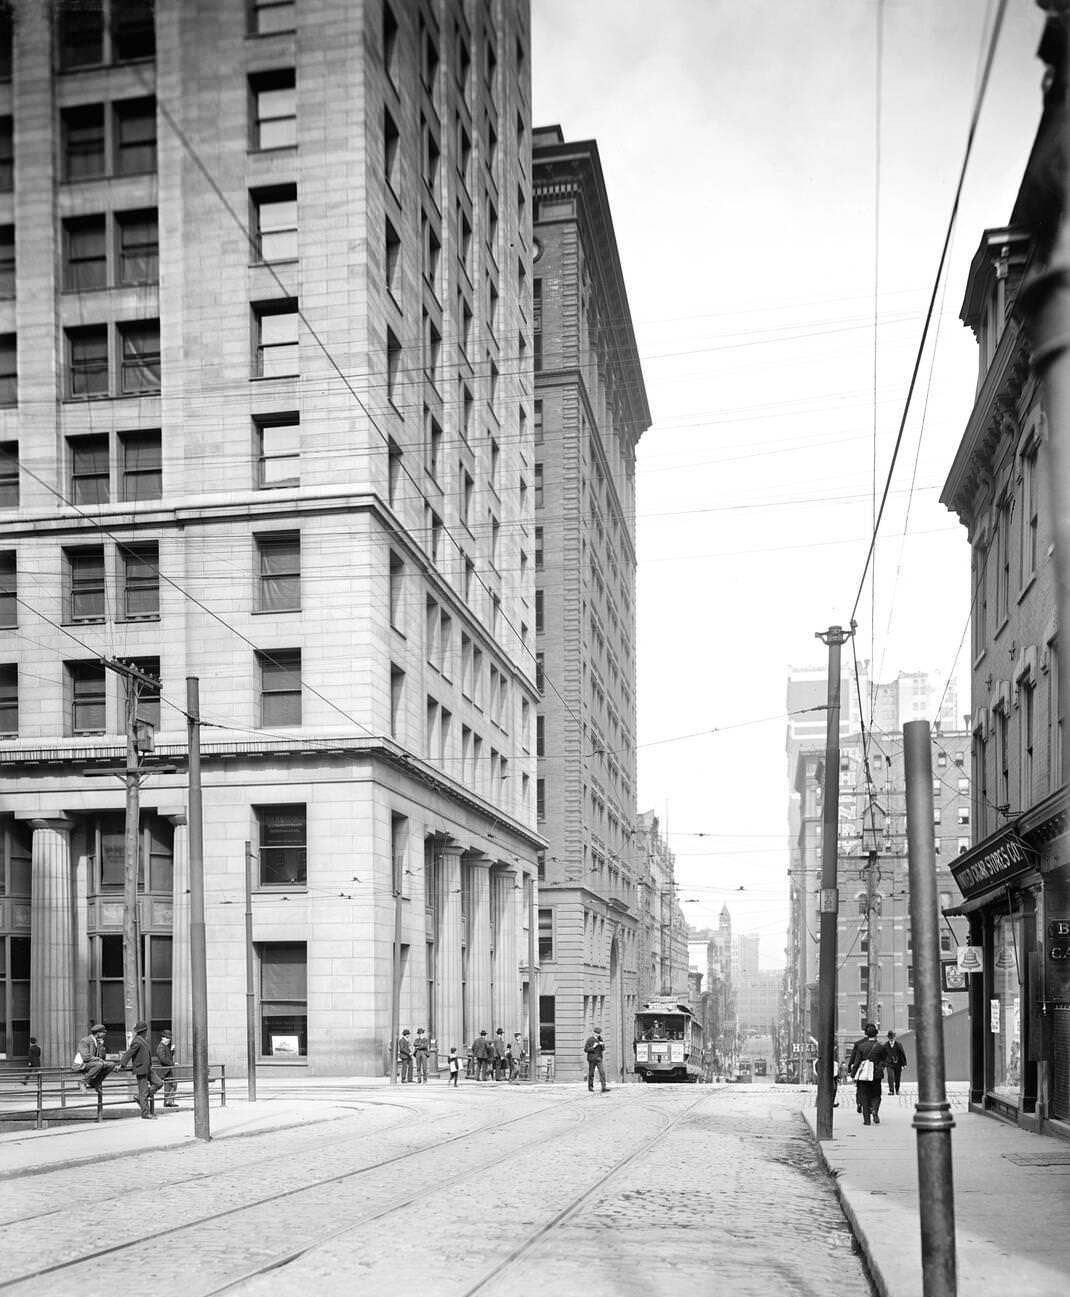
[
  {"xmin": 951, "ymin": 827, "xmax": 1035, "ymax": 899},
  {"xmin": 957, "ymin": 946, "xmax": 983, "ymax": 973},
  {"xmin": 1047, "ymin": 919, "xmax": 1070, "ymax": 962}
]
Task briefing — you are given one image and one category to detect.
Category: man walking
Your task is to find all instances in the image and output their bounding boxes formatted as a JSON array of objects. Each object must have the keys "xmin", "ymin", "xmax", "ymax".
[
  {"xmin": 848, "ymin": 1023, "xmax": 888, "ymax": 1126},
  {"xmin": 885, "ymin": 1030, "xmax": 907, "ymax": 1094},
  {"xmin": 492, "ymin": 1027, "xmax": 507, "ymax": 1080},
  {"xmin": 398, "ymin": 1029, "xmax": 414, "ymax": 1083},
  {"xmin": 21, "ymin": 1037, "xmax": 41, "ymax": 1085},
  {"xmin": 583, "ymin": 1026, "xmax": 609, "ymax": 1093},
  {"xmin": 155, "ymin": 1027, "xmax": 177, "ymax": 1107},
  {"xmin": 73, "ymin": 1024, "xmax": 116, "ymax": 1092},
  {"xmin": 472, "ymin": 1029, "xmax": 490, "ymax": 1081},
  {"xmin": 413, "ymin": 1027, "xmax": 430, "ymax": 1083},
  {"xmin": 120, "ymin": 1021, "xmax": 162, "ymax": 1119}
]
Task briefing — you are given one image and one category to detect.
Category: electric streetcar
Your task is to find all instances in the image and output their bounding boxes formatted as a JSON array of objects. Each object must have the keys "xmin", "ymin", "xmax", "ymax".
[{"xmin": 633, "ymin": 998, "xmax": 704, "ymax": 1083}]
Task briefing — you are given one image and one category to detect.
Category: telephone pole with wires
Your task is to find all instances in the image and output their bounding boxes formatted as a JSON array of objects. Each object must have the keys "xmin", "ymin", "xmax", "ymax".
[{"xmin": 815, "ymin": 622, "xmax": 855, "ymax": 1141}]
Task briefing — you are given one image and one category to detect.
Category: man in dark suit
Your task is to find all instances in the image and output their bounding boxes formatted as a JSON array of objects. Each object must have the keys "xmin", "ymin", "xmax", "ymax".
[
  {"xmin": 885, "ymin": 1031, "xmax": 907, "ymax": 1094},
  {"xmin": 120, "ymin": 1021, "xmax": 162, "ymax": 1119},
  {"xmin": 74, "ymin": 1024, "xmax": 116, "ymax": 1091},
  {"xmin": 848, "ymin": 1023, "xmax": 888, "ymax": 1126},
  {"xmin": 583, "ymin": 1026, "xmax": 609, "ymax": 1093}
]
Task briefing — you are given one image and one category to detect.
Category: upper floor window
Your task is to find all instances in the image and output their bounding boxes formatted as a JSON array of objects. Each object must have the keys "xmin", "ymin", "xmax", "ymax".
[
  {"xmin": 1020, "ymin": 441, "xmax": 1039, "ymax": 587},
  {"xmin": 69, "ymin": 434, "xmax": 110, "ymax": 504},
  {"xmin": 0, "ymin": 117, "xmax": 12, "ymax": 191},
  {"xmin": 0, "ymin": 225, "xmax": 13, "ymax": 297},
  {"xmin": 63, "ymin": 209, "xmax": 161, "ymax": 289},
  {"xmin": 119, "ymin": 321, "xmax": 161, "ymax": 393},
  {"xmin": 67, "ymin": 322, "xmax": 160, "ymax": 399},
  {"xmin": 118, "ymin": 210, "xmax": 159, "ymax": 283},
  {"xmin": 58, "ymin": 0, "xmax": 155, "ymax": 69},
  {"xmin": 255, "ymin": 414, "xmax": 300, "ymax": 487},
  {"xmin": 121, "ymin": 430, "xmax": 162, "ymax": 500},
  {"xmin": 0, "ymin": 4, "xmax": 12, "ymax": 82},
  {"xmin": 121, "ymin": 542, "xmax": 160, "ymax": 619},
  {"xmin": 254, "ymin": 302, "xmax": 299, "ymax": 377},
  {"xmin": 0, "ymin": 334, "xmax": 14, "ymax": 406},
  {"xmin": 62, "ymin": 100, "xmax": 157, "ymax": 181},
  {"xmin": 0, "ymin": 441, "xmax": 17, "ymax": 508},
  {"xmin": 0, "ymin": 663, "xmax": 16, "ymax": 736},
  {"xmin": 250, "ymin": 70, "xmax": 296, "ymax": 150},
  {"xmin": 256, "ymin": 532, "xmax": 300, "ymax": 612},
  {"xmin": 249, "ymin": 0, "xmax": 295, "ymax": 35},
  {"xmin": 252, "ymin": 186, "xmax": 297, "ymax": 262},
  {"xmin": 68, "ymin": 660, "xmax": 106, "ymax": 734},
  {"xmin": 64, "ymin": 216, "xmax": 107, "ymax": 290},
  {"xmin": 258, "ymin": 648, "xmax": 301, "ymax": 726},
  {"xmin": 256, "ymin": 805, "xmax": 307, "ymax": 887},
  {"xmin": 67, "ymin": 547, "xmax": 106, "ymax": 621},
  {"xmin": 0, "ymin": 550, "xmax": 15, "ymax": 627}
]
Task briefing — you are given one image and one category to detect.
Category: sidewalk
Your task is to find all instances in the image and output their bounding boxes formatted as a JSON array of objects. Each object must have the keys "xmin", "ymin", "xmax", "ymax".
[
  {"xmin": 805, "ymin": 1084, "xmax": 1070, "ymax": 1297},
  {"xmin": 0, "ymin": 1076, "xmax": 390, "ymax": 1178}
]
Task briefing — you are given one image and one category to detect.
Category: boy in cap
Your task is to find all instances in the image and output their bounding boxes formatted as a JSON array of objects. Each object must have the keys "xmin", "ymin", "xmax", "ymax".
[
  {"xmin": 120, "ymin": 1021, "xmax": 162, "ymax": 1119},
  {"xmin": 73, "ymin": 1024, "xmax": 116, "ymax": 1091},
  {"xmin": 155, "ymin": 1026, "xmax": 177, "ymax": 1107}
]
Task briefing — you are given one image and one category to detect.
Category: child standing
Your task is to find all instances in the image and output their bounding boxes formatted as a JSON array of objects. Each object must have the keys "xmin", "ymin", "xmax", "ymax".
[{"xmin": 447, "ymin": 1047, "xmax": 460, "ymax": 1086}]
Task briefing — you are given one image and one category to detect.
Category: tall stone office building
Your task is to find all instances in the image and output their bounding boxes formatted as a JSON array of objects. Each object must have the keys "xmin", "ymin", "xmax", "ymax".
[
  {"xmin": 531, "ymin": 127, "xmax": 652, "ymax": 1081},
  {"xmin": 0, "ymin": 0, "xmax": 541, "ymax": 1077}
]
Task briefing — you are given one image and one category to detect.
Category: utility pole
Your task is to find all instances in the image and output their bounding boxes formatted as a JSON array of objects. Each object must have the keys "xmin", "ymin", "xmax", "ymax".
[
  {"xmin": 187, "ymin": 677, "xmax": 210, "ymax": 1141},
  {"xmin": 865, "ymin": 846, "xmax": 879, "ymax": 1026},
  {"xmin": 815, "ymin": 622, "xmax": 853, "ymax": 1140},
  {"xmin": 244, "ymin": 842, "xmax": 257, "ymax": 1103},
  {"xmin": 389, "ymin": 848, "xmax": 403, "ymax": 1085},
  {"xmin": 84, "ymin": 659, "xmax": 168, "ymax": 1041},
  {"xmin": 904, "ymin": 719, "xmax": 957, "ymax": 1297}
]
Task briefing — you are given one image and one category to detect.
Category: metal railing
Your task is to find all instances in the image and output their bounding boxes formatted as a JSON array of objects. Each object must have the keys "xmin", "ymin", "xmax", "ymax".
[{"xmin": 0, "ymin": 1063, "xmax": 226, "ymax": 1130}]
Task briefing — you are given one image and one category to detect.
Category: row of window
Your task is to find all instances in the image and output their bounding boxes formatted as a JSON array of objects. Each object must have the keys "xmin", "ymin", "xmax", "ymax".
[{"xmin": 0, "ymin": 648, "xmax": 298, "ymax": 738}]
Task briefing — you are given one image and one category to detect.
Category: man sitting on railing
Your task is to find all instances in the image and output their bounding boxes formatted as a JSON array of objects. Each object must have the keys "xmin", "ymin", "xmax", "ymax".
[{"xmin": 73, "ymin": 1024, "xmax": 116, "ymax": 1092}]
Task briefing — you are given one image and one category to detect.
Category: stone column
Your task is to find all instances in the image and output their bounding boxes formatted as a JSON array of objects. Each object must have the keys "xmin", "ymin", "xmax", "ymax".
[
  {"xmin": 465, "ymin": 856, "xmax": 493, "ymax": 1038},
  {"xmin": 167, "ymin": 814, "xmax": 192, "ymax": 1065},
  {"xmin": 492, "ymin": 866, "xmax": 520, "ymax": 1034},
  {"xmin": 433, "ymin": 843, "xmax": 463, "ymax": 1061},
  {"xmin": 29, "ymin": 819, "xmax": 77, "ymax": 1069}
]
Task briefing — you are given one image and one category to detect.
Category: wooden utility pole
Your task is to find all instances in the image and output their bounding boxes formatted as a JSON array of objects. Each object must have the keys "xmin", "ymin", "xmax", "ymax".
[
  {"xmin": 815, "ymin": 622, "xmax": 853, "ymax": 1140},
  {"xmin": 187, "ymin": 677, "xmax": 210, "ymax": 1141}
]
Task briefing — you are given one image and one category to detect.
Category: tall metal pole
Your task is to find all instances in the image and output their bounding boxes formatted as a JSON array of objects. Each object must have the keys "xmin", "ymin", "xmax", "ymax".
[
  {"xmin": 904, "ymin": 719, "xmax": 956, "ymax": 1297},
  {"xmin": 123, "ymin": 678, "xmax": 142, "ymax": 1035},
  {"xmin": 187, "ymin": 677, "xmax": 210, "ymax": 1141},
  {"xmin": 389, "ymin": 848, "xmax": 402, "ymax": 1085},
  {"xmin": 528, "ymin": 872, "xmax": 538, "ymax": 1083},
  {"xmin": 815, "ymin": 623, "xmax": 852, "ymax": 1139},
  {"xmin": 244, "ymin": 842, "xmax": 257, "ymax": 1103}
]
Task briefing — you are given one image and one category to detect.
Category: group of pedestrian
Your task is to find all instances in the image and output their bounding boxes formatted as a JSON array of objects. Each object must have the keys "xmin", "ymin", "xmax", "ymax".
[
  {"xmin": 847, "ymin": 1025, "xmax": 908, "ymax": 1126},
  {"xmin": 469, "ymin": 1027, "xmax": 526, "ymax": 1081},
  {"xmin": 397, "ymin": 1027, "xmax": 433, "ymax": 1083},
  {"xmin": 69, "ymin": 1022, "xmax": 179, "ymax": 1118}
]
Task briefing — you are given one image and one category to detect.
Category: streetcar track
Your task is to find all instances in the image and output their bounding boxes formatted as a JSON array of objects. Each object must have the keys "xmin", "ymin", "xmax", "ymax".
[{"xmin": 0, "ymin": 1094, "xmax": 592, "ymax": 1290}]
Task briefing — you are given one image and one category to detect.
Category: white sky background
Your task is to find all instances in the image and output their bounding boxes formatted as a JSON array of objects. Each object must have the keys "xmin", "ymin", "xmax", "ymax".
[{"xmin": 532, "ymin": 0, "xmax": 1047, "ymax": 968}]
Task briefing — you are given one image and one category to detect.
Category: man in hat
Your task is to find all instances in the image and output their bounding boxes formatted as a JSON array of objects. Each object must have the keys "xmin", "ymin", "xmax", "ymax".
[
  {"xmin": 583, "ymin": 1026, "xmax": 609, "ymax": 1093},
  {"xmin": 413, "ymin": 1027, "xmax": 430, "ymax": 1083},
  {"xmin": 73, "ymin": 1023, "xmax": 116, "ymax": 1091},
  {"xmin": 120, "ymin": 1021, "xmax": 162, "ymax": 1119},
  {"xmin": 155, "ymin": 1026, "xmax": 177, "ymax": 1107},
  {"xmin": 885, "ymin": 1030, "xmax": 907, "ymax": 1095},
  {"xmin": 492, "ymin": 1027, "xmax": 507, "ymax": 1081},
  {"xmin": 397, "ymin": 1028, "xmax": 414, "ymax": 1083}
]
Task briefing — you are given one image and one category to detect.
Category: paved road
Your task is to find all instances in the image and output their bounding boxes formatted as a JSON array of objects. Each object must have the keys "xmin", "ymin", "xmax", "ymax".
[{"xmin": 1, "ymin": 1084, "xmax": 874, "ymax": 1296}]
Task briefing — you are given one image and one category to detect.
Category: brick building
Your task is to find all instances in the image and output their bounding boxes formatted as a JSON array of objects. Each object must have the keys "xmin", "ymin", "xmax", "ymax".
[
  {"xmin": 0, "ymin": 0, "xmax": 542, "ymax": 1077},
  {"xmin": 531, "ymin": 126, "xmax": 652, "ymax": 1081}
]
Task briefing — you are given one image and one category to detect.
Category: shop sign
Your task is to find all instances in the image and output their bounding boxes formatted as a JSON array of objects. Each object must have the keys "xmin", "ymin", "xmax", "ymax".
[
  {"xmin": 990, "ymin": 1000, "xmax": 1001, "ymax": 1033},
  {"xmin": 951, "ymin": 829, "xmax": 1035, "ymax": 899},
  {"xmin": 1047, "ymin": 919, "xmax": 1070, "ymax": 963},
  {"xmin": 942, "ymin": 961, "xmax": 968, "ymax": 992},
  {"xmin": 956, "ymin": 946, "xmax": 983, "ymax": 973}
]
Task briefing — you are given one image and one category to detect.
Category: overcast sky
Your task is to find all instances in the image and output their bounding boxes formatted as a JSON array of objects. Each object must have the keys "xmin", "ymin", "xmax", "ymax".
[{"xmin": 532, "ymin": 0, "xmax": 1047, "ymax": 967}]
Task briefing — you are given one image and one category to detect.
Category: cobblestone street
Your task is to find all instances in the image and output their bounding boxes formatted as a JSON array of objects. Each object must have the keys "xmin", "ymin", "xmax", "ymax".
[{"xmin": 0, "ymin": 1083, "xmax": 874, "ymax": 1296}]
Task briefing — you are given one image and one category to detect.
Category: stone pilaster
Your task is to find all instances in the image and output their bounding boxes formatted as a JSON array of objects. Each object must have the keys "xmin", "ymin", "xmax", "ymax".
[
  {"xmin": 28, "ymin": 819, "xmax": 77, "ymax": 1069},
  {"xmin": 492, "ymin": 867, "xmax": 520, "ymax": 1034},
  {"xmin": 464, "ymin": 856, "xmax": 493, "ymax": 1038},
  {"xmin": 433, "ymin": 843, "xmax": 464, "ymax": 1060},
  {"xmin": 167, "ymin": 814, "xmax": 191, "ymax": 1064}
]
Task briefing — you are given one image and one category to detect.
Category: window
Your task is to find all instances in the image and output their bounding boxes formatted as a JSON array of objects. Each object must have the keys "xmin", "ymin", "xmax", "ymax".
[
  {"xmin": 64, "ymin": 216, "xmax": 107, "ymax": 290},
  {"xmin": 0, "ymin": 820, "xmax": 31, "ymax": 896},
  {"xmin": 0, "ymin": 935, "xmax": 31, "ymax": 1059},
  {"xmin": 255, "ymin": 415, "xmax": 299, "ymax": 488},
  {"xmin": 257, "ymin": 532, "xmax": 300, "ymax": 611},
  {"xmin": 117, "ymin": 210, "xmax": 158, "ymax": 283},
  {"xmin": 121, "ymin": 542, "xmax": 159, "ymax": 618},
  {"xmin": 114, "ymin": 97, "xmax": 157, "ymax": 174},
  {"xmin": 382, "ymin": 2, "xmax": 398, "ymax": 81},
  {"xmin": 119, "ymin": 321, "xmax": 160, "ymax": 393},
  {"xmin": 67, "ymin": 325, "xmax": 109, "ymax": 397},
  {"xmin": 68, "ymin": 547, "xmax": 106, "ymax": 621},
  {"xmin": 385, "ymin": 219, "xmax": 401, "ymax": 298},
  {"xmin": 384, "ymin": 108, "xmax": 400, "ymax": 190},
  {"xmin": 0, "ymin": 226, "xmax": 14, "ymax": 297},
  {"xmin": 0, "ymin": 441, "xmax": 15, "ymax": 507},
  {"xmin": 0, "ymin": 551, "xmax": 14, "ymax": 627},
  {"xmin": 0, "ymin": 334, "xmax": 13, "ymax": 406},
  {"xmin": 62, "ymin": 104, "xmax": 106, "ymax": 179},
  {"xmin": 251, "ymin": 71, "xmax": 296, "ymax": 150},
  {"xmin": 996, "ymin": 496, "xmax": 1011, "ymax": 625},
  {"xmin": 253, "ymin": 186, "xmax": 297, "ymax": 262},
  {"xmin": 259, "ymin": 942, "xmax": 307, "ymax": 1056},
  {"xmin": 389, "ymin": 551, "xmax": 404, "ymax": 628},
  {"xmin": 1021, "ymin": 678, "xmax": 1035, "ymax": 804},
  {"xmin": 69, "ymin": 660, "xmax": 106, "ymax": 734},
  {"xmin": 58, "ymin": 2, "xmax": 104, "ymax": 68},
  {"xmin": 250, "ymin": 0, "xmax": 295, "ymax": 35},
  {"xmin": 390, "ymin": 664, "xmax": 404, "ymax": 737},
  {"xmin": 120, "ymin": 430, "xmax": 162, "ymax": 501},
  {"xmin": 386, "ymin": 328, "xmax": 401, "ymax": 404},
  {"xmin": 0, "ymin": 117, "xmax": 9, "ymax": 191},
  {"xmin": 538, "ymin": 908, "xmax": 554, "ymax": 960},
  {"xmin": 69, "ymin": 435, "xmax": 109, "ymax": 505},
  {"xmin": 539, "ymin": 993, "xmax": 555, "ymax": 1051},
  {"xmin": 256, "ymin": 806, "xmax": 307, "ymax": 887},
  {"xmin": 255, "ymin": 302, "xmax": 299, "ymax": 377},
  {"xmin": 0, "ymin": 663, "xmax": 15, "ymax": 735},
  {"xmin": 259, "ymin": 649, "xmax": 301, "ymax": 726},
  {"xmin": 0, "ymin": 6, "xmax": 9, "ymax": 82},
  {"xmin": 112, "ymin": 0, "xmax": 155, "ymax": 61}
]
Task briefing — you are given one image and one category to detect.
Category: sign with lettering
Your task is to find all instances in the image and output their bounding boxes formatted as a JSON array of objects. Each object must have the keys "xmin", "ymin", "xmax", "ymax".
[
  {"xmin": 951, "ymin": 828, "xmax": 1036, "ymax": 899},
  {"xmin": 1048, "ymin": 919, "xmax": 1070, "ymax": 963},
  {"xmin": 942, "ymin": 961, "xmax": 968, "ymax": 992},
  {"xmin": 990, "ymin": 1000, "xmax": 1001, "ymax": 1033}
]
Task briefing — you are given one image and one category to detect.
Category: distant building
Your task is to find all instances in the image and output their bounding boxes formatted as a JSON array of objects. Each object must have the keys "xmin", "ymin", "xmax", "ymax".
[{"xmin": 940, "ymin": 14, "xmax": 1069, "ymax": 1134}]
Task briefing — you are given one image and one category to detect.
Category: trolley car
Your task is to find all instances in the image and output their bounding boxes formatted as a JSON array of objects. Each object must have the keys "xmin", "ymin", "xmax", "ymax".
[{"xmin": 633, "ymin": 998, "xmax": 704, "ymax": 1083}]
